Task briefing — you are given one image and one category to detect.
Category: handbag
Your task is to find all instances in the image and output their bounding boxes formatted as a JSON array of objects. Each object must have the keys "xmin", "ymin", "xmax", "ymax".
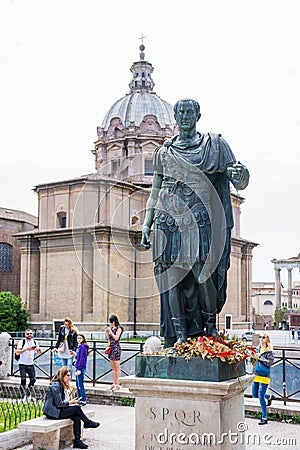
[
  {"xmin": 58, "ymin": 341, "xmax": 66, "ymax": 353},
  {"xmin": 104, "ymin": 346, "xmax": 112, "ymax": 355},
  {"xmin": 53, "ymin": 352, "xmax": 63, "ymax": 366},
  {"xmin": 254, "ymin": 360, "xmax": 270, "ymax": 377}
]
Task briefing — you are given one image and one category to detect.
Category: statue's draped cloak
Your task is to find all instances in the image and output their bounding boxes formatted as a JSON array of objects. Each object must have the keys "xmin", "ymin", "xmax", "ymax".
[{"xmin": 152, "ymin": 132, "xmax": 237, "ymax": 338}]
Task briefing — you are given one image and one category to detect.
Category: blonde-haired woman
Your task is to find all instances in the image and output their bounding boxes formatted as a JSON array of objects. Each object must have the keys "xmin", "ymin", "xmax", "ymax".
[
  {"xmin": 43, "ymin": 366, "xmax": 99, "ymax": 449},
  {"xmin": 53, "ymin": 317, "xmax": 78, "ymax": 379},
  {"xmin": 251, "ymin": 332, "xmax": 274, "ymax": 425}
]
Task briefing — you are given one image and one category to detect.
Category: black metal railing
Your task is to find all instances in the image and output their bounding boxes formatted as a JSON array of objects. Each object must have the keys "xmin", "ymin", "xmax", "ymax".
[{"xmin": 9, "ymin": 338, "xmax": 144, "ymax": 386}]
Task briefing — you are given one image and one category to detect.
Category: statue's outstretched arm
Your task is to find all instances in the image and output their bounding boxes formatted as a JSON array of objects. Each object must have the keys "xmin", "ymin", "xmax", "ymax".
[
  {"xmin": 226, "ymin": 162, "xmax": 249, "ymax": 190},
  {"xmin": 141, "ymin": 172, "xmax": 163, "ymax": 249}
]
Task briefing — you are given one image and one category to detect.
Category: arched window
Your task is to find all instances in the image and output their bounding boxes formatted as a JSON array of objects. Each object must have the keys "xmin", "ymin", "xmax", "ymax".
[
  {"xmin": 131, "ymin": 214, "xmax": 140, "ymax": 226},
  {"xmin": 264, "ymin": 300, "xmax": 273, "ymax": 306},
  {"xmin": 57, "ymin": 212, "xmax": 67, "ymax": 228},
  {"xmin": 0, "ymin": 243, "xmax": 13, "ymax": 271},
  {"xmin": 111, "ymin": 159, "xmax": 120, "ymax": 174}
]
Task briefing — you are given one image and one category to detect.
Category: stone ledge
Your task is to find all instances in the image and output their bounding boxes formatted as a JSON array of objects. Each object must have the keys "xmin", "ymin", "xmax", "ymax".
[
  {"xmin": 18, "ymin": 410, "xmax": 94, "ymax": 432},
  {"xmin": 245, "ymin": 397, "xmax": 300, "ymax": 417},
  {"xmin": 121, "ymin": 374, "xmax": 254, "ymax": 400},
  {"xmin": 0, "ymin": 428, "xmax": 32, "ymax": 450}
]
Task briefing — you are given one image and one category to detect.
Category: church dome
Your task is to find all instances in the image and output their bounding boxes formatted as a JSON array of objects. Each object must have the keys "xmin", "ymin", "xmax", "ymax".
[
  {"xmin": 100, "ymin": 44, "xmax": 176, "ymax": 131},
  {"xmin": 101, "ymin": 91, "xmax": 175, "ymax": 130},
  {"xmin": 94, "ymin": 42, "xmax": 177, "ymax": 186}
]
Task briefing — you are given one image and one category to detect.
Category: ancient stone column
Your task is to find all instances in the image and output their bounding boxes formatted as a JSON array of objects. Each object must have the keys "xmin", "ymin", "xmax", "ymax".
[
  {"xmin": 287, "ymin": 268, "xmax": 293, "ymax": 310},
  {"xmin": 274, "ymin": 268, "xmax": 281, "ymax": 309}
]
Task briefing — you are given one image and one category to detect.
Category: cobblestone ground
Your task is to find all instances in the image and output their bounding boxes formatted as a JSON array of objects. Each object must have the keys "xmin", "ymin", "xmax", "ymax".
[{"xmin": 14, "ymin": 404, "xmax": 299, "ymax": 450}]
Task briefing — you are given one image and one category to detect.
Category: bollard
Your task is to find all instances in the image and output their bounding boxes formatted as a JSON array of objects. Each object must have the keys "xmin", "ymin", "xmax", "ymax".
[{"xmin": 0, "ymin": 332, "xmax": 12, "ymax": 379}]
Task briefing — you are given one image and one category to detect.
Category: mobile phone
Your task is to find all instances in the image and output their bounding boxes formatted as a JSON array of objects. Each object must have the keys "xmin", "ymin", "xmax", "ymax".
[{"xmin": 32, "ymin": 346, "xmax": 36, "ymax": 349}]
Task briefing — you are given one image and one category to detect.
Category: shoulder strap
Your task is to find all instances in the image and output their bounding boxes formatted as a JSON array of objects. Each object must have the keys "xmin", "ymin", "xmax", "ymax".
[{"xmin": 21, "ymin": 338, "xmax": 37, "ymax": 348}]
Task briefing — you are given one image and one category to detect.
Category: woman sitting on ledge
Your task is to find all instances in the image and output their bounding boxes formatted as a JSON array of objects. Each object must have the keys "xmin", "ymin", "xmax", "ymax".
[{"xmin": 43, "ymin": 366, "xmax": 99, "ymax": 449}]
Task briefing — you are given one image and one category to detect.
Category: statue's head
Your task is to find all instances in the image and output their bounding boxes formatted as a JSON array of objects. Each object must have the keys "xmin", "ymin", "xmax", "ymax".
[
  {"xmin": 174, "ymin": 99, "xmax": 201, "ymax": 132},
  {"xmin": 174, "ymin": 98, "xmax": 201, "ymax": 121}
]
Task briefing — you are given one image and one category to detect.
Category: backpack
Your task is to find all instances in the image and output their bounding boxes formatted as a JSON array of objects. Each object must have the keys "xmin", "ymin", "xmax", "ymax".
[{"xmin": 15, "ymin": 338, "xmax": 37, "ymax": 361}]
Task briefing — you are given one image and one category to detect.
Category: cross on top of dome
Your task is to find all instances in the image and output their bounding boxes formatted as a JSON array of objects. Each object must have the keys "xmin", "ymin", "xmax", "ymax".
[
  {"xmin": 129, "ymin": 38, "xmax": 155, "ymax": 92},
  {"xmin": 139, "ymin": 33, "xmax": 146, "ymax": 59}
]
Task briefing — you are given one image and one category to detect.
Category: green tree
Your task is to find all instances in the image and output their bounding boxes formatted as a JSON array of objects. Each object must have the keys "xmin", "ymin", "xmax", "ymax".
[
  {"xmin": 0, "ymin": 292, "xmax": 28, "ymax": 332},
  {"xmin": 274, "ymin": 307, "xmax": 288, "ymax": 325}
]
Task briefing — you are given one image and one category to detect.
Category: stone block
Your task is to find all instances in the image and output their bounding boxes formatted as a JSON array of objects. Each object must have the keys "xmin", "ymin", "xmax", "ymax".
[
  {"xmin": 32, "ymin": 429, "xmax": 60, "ymax": 450},
  {"xmin": 135, "ymin": 354, "xmax": 245, "ymax": 382},
  {"xmin": 59, "ymin": 423, "xmax": 74, "ymax": 448}
]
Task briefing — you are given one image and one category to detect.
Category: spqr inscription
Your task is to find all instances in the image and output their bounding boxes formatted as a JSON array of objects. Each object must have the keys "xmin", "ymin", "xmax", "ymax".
[{"xmin": 149, "ymin": 407, "xmax": 202, "ymax": 426}]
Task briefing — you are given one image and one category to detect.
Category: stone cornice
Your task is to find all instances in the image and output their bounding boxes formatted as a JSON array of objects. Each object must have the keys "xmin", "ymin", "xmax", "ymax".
[
  {"xmin": 272, "ymin": 259, "xmax": 300, "ymax": 269},
  {"xmin": 15, "ymin": 223, "xmax": 143, "ymax": 241},
  {"xmin": 0, "ymin": 206, "xmax": 37, "ymax": 226},
  {"xmin": 34, "ymin": 174, "xmax": 149, "ymax": 195},
  {"xmin": 232, "ymin": 236, "xmax": 258, "ymax": 248}
]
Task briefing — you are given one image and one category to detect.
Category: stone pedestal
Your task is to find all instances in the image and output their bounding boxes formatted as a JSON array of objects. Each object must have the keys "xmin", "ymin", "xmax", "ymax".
[{"xmin": 121, "ymin": 375, "xmax": 253, "ymax": 450}]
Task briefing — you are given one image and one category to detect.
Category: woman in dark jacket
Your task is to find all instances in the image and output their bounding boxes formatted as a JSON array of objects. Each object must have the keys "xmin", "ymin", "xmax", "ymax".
[
  {"xmin": 43, "ymin": 366, "xmax": 99, "ymax": 449},
  {"xmin": 53, "ymin": 317, "xmax": 78, "ymax": 378}
]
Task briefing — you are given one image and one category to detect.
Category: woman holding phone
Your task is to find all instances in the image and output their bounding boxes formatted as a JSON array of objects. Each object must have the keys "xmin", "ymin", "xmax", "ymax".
[
  {"xmin": 251, "ymin": 332, "xmax": 274, "ymax": 425},
  {"xmin": 105, "ymin": 315, "xmax": 123, "ymax": 391},
  {"xmin": 43, "ymin": 366, "xmax": 99, "ymax": 449}
]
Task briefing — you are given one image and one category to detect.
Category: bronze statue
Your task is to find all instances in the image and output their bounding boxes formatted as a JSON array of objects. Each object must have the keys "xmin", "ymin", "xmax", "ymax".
[{"xmin": 141, "ymin": 99, "xmax": 249, "ymax": 348}]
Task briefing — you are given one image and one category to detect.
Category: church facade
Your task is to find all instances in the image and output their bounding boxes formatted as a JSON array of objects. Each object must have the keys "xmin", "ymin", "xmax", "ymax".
[
  {"xmin": 0, "ymin": 207, "xmax": 37, "ymax": 296},
  {"xmin": 17, "ymin": 45, "xmax": 257, "ymax": 332}
]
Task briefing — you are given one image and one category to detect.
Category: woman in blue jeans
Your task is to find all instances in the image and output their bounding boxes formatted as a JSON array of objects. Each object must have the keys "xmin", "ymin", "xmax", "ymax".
[
  {"xmin": 251, "ymin": 332, "xmax": 274, "ymax": 425},
  {"xmin": 75, "ymin": 334, "xmax": 89, "ymax": 405},
  {"xmin": 53, "ymin": 317, "xmax": 78, "ymax": 379}
]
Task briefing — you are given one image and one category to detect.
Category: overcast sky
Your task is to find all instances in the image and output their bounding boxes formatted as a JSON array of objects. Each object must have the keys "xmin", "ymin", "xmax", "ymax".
[{"xmin": 1, "ymin": 0, "xmax": 299, "ymax": 286}]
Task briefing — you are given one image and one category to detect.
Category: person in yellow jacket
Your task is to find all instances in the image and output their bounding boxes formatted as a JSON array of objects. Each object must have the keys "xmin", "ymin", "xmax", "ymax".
[{"xmin": 252, "ymin": 333, "xmax": 274, "ymax": 425}]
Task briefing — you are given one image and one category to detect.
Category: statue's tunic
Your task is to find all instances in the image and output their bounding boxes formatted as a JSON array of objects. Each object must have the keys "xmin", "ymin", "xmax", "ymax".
[{"xmin": 152, "ymin": 132, "xmax": 244, "ymax": 338}]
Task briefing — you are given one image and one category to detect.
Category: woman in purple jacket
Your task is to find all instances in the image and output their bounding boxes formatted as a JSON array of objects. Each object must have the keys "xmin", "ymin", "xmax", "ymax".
[{"xmin": 75, "ymin": 334, "xmax": 89, "ymax": 405}]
